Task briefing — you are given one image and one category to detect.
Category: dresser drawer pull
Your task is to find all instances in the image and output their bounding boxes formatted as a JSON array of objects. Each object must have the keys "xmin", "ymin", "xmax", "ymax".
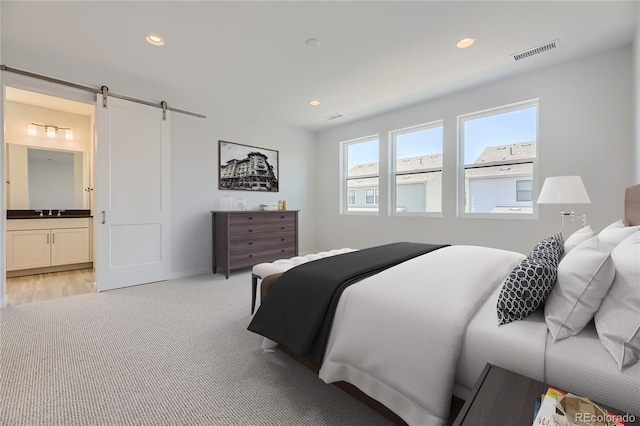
[
  {"xmin": 281, "ymin": 238, "xmax": 285, "ymax": 241},
  {"xmin": 280, "ymin": 227, "xmax": 285, "ymax": 230},
  {"xmin": 248, "ymin": 242, "xmax": 253, "ymax": 245},
  {"xmin": 247, "ymin": 217, "xmax": 254, "ymax": 220},
  {"xmin": 249, "ymin": 254, "xmax": 253, "ymax": 258},
  {"xmin": 281, "ymin": 249, "xmax": 285, "ymax": 252},
  {"xmin": 248, "ymin": 229, "xmax": 253, "ymax": 232}
]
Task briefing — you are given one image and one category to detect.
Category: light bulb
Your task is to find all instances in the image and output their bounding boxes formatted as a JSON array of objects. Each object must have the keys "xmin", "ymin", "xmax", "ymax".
[
  {"xmin": 28, "ymin": 124, "xmax": 37, "ymax": 136},
  {"xmin": 65, "ymin": 129, "xmax": 73, "ymax": 140},
  {"xmin": 47, "ymin": 127, "xmax": 56, "ymax": 138}
]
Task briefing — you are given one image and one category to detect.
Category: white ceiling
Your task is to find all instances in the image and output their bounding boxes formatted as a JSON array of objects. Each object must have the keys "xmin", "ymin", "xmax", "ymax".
[{"xmin": 1, "ymin": 1, "xmax": 638, "ymax": 131}]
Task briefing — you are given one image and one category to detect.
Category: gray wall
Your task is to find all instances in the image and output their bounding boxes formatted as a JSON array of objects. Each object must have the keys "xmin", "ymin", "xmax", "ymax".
[
  {"xmin": 636, "ymin": 7, "xmax": 640, "ymax": 183},
  {"xmin": 0, "ymin": 45, "xmax": 318, "ymax": 280},
  {"xmin": 314, "ymin": 46, "xmax": 635, "ymax": 255}
]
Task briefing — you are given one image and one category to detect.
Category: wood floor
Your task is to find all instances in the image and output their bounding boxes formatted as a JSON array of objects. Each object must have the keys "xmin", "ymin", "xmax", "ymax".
[{"xmin": 6, "ymin": 268, "xmax": 95, "ymax": 305}]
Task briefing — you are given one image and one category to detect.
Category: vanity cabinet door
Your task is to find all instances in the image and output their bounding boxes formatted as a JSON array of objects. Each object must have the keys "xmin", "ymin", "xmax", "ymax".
[
  {"xmin": 50, "ymin": 228, "xmax": 90, "ymax": 266},
  {"xmin": 6, "ymin": 229, "xmax": 51, "ymax": 270}
]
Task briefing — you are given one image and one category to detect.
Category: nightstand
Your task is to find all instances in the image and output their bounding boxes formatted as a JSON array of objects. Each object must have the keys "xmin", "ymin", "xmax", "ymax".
[{"xmin": 452, "ymin": 363, "xmax": 636, "ymax": 426}]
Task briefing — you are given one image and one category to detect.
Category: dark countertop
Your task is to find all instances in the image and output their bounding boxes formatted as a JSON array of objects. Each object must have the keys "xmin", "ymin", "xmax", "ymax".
[
  {"xmin": 7, "ymin": 215, "xmax": 93, "ymax": 219},
  {"xmin": 7, "ymin": 209, "xmax": 92, "ymax": 219}
]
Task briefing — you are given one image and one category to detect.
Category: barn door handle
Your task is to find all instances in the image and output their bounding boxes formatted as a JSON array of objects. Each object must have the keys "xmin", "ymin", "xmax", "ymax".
[{"xmin": 101, "ymin": 211, "xmax": 106, "ymax": 224}]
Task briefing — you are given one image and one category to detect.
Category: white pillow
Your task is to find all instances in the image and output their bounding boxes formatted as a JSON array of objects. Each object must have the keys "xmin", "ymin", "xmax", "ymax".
[
  {"xmin": 563, "ymin": 226, "xmax": 594, "ymax": 255},
  {"xmin": 594, "ymin": 232, "xmax": 640, "ymax": 369},
  {"xmin": 597, "ymin": 219, "xmax": 640, "ymax": 252},
  {"xmin": 545, "ymin": 236, "xmax": 615, "ymax": 341}
]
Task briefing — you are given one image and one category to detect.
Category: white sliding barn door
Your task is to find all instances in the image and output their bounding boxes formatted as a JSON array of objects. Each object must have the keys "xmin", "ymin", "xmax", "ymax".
[{"xmin": 95, "ymin": 96, "xmax": 170, "ymax": 291}]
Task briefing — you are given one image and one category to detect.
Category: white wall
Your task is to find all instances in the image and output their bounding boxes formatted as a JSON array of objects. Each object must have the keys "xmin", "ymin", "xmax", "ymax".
[
  {"xmin": 635, "ymin": 7, "xmax": 640, "ymax": 183},
  {"xmin": 314, "ymin": 46, "xmax": 634, "ymax": 255},
  {"xmin": 0, "ymin": 46, "xmax": 318, "ymax": 282}
]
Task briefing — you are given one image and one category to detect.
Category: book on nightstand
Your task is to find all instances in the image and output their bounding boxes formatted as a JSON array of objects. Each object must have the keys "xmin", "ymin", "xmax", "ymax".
[{"xmin": 533, "ymin": 387, "xmax": 626, "ymax": 426}]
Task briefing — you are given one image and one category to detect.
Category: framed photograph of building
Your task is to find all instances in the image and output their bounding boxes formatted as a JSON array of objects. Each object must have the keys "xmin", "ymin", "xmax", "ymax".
[{"xmin": 218, "ymin": 140, "xmax": 279, "ymax": 192}]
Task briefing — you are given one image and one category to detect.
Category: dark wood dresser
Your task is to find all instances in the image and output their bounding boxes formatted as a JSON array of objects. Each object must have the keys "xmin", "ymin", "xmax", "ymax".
[{"xmin": 211, "ymin": 210, "xmax": 299, "ymax": 278}]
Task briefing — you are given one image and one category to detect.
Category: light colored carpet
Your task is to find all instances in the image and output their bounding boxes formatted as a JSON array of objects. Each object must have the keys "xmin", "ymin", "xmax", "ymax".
[{"xmin": 0, "ymin": 271, "xmax": 392, "ymax": 426}]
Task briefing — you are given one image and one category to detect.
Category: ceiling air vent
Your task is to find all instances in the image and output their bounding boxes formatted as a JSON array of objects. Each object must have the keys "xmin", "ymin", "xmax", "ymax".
[{"xmin": 512, "ymin": 39, "xmax": 558, "ymax": 61}]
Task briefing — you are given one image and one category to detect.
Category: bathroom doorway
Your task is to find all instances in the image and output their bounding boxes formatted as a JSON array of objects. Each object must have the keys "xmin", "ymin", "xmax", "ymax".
[{"xmin": 4, "ymin": 87, "xmax": 96, "ymax": 305}]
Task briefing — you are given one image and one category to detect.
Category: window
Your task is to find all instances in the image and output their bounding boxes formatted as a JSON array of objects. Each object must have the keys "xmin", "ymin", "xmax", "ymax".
[
  {"xmin": 347, "ymin": 189, "xmax": 356, "ymax": 205},
  {"xmin": 342, "ymin": 136, "xmax": 379, "ymax": 213},
  {"xmin": 365, "ymin": 188, "xmax": 379, "ymax": 205},
  {"xmin": 391, "ymin": 122, "xmax": 443, "ymax": 214},
  {"xmin": 458, "ymin": 100, "xmax": 538, "ymax": 216},
  {"xmin": 516, "ymin": 180, "xmax": 533, "ymax": 201}
]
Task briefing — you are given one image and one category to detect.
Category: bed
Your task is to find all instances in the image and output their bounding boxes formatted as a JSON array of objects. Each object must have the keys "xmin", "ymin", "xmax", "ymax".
[{"xmin": 248, "ymin": 184, "xmax": 640, "ymax": 426}]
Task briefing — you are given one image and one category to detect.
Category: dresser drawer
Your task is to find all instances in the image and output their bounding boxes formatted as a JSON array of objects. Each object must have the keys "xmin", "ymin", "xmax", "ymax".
[
  {"xmin": 265, "ymin": 212, "xmax": 296, "ymax": 224},
  {"xmin": 229, "ymin": 232, "xmax": 296, "ymax": 253},
  {"xmin": 228, "ymin": 213, "xmax": 266, "ymax": 225},
  {"xmin": 230, "ymin": 247, "xmax": 297, "ymax": 269},
  {"xmin": 229, "ymin": 223, "xmax": 296, "ymax": 238}
]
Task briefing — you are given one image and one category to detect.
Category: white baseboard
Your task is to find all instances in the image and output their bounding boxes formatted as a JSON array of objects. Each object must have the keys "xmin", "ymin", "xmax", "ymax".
[
  {"xmin": 0, "ymin": 296, "xmax": 7, "ymax": 309},
  {"xmin": 169, "ymin": 267, "xmax": 212, "ymax": 280}
]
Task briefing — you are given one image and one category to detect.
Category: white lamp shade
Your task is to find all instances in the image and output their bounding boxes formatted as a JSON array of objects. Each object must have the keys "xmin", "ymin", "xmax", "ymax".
[
  {"xmin": 65, "ymin": 129, "xmax": 73, "ymax": 140},
  {"xmin": 27, "ymin": 124, "xmax": 37, "ymax": 136},
  {"xmin": 537, "ymin": 176, "xmax": 591, "ymax": 204}
]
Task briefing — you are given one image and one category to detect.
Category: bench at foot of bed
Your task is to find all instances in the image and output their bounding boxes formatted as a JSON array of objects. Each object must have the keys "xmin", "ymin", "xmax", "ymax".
[{"xmin": 250, "ymin": 248, "xmax": 357, "ymax": 314}]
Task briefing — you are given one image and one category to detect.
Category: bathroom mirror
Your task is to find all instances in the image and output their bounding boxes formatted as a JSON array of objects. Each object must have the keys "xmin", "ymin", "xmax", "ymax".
[{"xmin": 6, "ymin": 143, "xmax": 90, "ymax": 210}]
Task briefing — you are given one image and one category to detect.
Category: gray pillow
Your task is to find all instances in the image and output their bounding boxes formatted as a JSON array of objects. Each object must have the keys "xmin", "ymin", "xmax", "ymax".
[
  {"xmin": 545, "ymin": 236, "xmax": 615, "ymax": 341},
  {"xmin": 594, "ymin": 232, "xmax": 640, "ymax": 369}
]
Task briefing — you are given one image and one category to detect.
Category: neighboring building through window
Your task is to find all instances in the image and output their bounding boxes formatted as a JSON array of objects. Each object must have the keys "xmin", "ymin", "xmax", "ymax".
[
  {"xmin": 391, "ymin": 121, "xmax": 443, "ymax": 214},
  {"xmin": 516, "ymin": 179, "xmax": 533, "ymax": 201},
  {"xmin": 342, "ymin": 136, "xmax": 379, "ymax": 213},
  {"xmin": 347, "ymin": 189, "xmax": 356, "ymax": 205},
  {"xmin": 459, "ymin": 100, "xmax": 538, "ymax": 216},
  {"xmin": 365, "ymin": 188, "xmax": 379, "ymax": 205}
]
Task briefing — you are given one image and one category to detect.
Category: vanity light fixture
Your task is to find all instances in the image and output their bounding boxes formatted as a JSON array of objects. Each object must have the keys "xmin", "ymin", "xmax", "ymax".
[{"xmin": 28, "ymin": 123, "xmax": 73, "ymax": 140}]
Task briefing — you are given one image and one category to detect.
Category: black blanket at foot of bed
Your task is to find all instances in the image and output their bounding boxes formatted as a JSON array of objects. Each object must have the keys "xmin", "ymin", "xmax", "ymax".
[{"xmin": 248, "ymin": 241, "xmax": 448, "ymax": 367}]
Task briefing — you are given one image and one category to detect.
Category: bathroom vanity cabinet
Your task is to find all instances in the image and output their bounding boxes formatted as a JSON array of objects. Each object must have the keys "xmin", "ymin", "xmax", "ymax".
[{"xmin": 6, "ymin": 217, "xmax": 91, "ymax": 272}]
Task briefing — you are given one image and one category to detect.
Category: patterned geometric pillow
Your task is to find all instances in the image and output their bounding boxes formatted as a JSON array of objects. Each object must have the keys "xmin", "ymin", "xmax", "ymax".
[
  {"xmin": 497, "ymin": 234, "xmax": 563, "ymax": 325},
  {"xmin": 529, "ymin": 233, "xmax": 564, "ymax": 265}
]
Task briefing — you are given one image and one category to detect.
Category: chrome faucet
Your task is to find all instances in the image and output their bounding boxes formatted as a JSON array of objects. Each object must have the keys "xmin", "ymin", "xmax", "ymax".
[
  {"xmin": 35, "ymin": 209, "xmax": 43, "ymax": 217},
  {"xmin": 58, "ymin": 209, "xmax": 65, "ymax": 216},
  {"xmin": 48, "ymin": 209, "xmax": 53, "ymax": 216}
]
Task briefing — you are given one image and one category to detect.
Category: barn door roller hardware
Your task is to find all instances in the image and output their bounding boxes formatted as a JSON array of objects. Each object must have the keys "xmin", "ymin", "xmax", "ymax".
[{"xmin": 1, "ymin": 64, "xmax": 205, "ymax": 119}]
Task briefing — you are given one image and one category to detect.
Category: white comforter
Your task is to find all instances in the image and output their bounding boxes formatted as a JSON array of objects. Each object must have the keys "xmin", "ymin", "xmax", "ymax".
[{"xmin": 318, "ymin": 245, "xmax": 525, "ymax": 426}]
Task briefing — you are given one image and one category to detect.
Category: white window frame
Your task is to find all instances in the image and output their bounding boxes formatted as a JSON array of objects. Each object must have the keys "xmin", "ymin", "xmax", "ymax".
[
  {"xmin": 340, "ymin": 135, "xmax": 379, "ymax": 215},
  {"xmin": 457, "ymin": 99, "xmax": 539, "ymax": 219},
  {"xmin": 390, "ymin": 121, "xmax": 443, "ymax": 217}
]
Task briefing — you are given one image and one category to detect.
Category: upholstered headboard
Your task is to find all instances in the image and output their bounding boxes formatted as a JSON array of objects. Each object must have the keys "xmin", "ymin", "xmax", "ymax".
[{"xmin": 625, "ymin": 184, "xmax": 640, "ymax": 226}]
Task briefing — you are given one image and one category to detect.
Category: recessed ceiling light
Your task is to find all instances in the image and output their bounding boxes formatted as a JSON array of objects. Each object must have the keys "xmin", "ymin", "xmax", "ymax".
[
  {"xmin": 146, "ymin": 33, "xmax": 165, "ymax": 46},
  {"xmin": 309, "ymin": 100, "xmax": 320, "ymax": 106},
  {"xmin": 305, "ymin": 38, "xmax": 320, "ymax": 48},
  {"xmin": 456, "ymin": 37, "xmax": 476, "ymax": 49}
]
